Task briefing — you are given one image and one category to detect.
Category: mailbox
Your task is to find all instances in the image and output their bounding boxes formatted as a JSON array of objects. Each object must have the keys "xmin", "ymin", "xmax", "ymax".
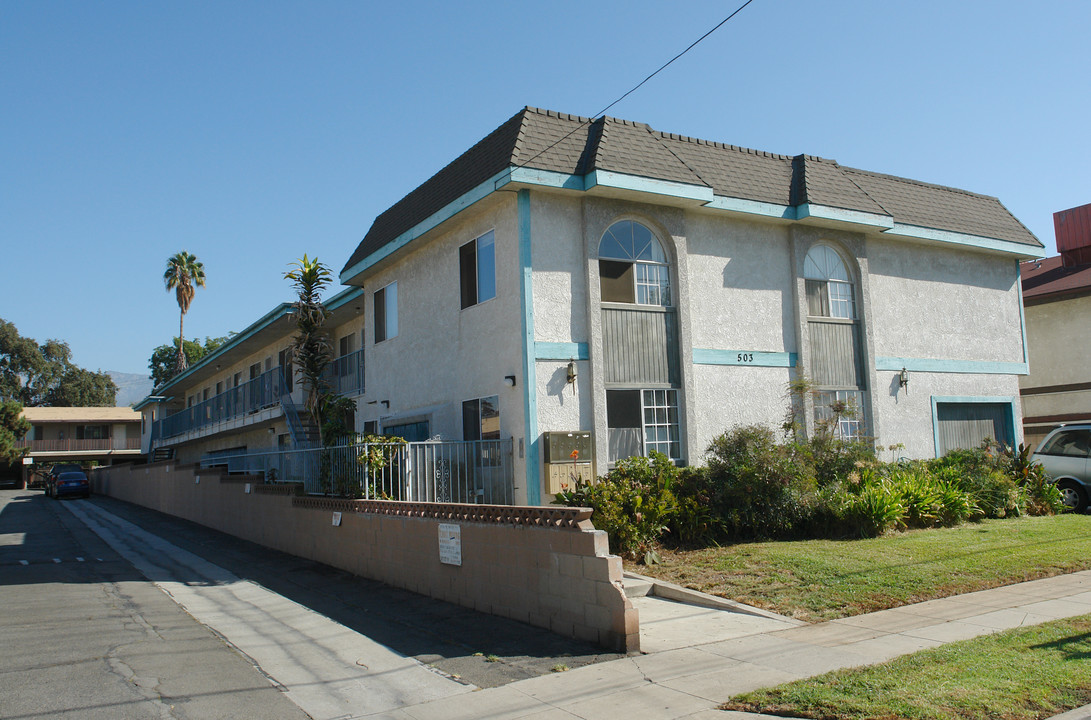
[{"xmin": 542, "ymin": 431, "xmax": 595, "ymax": 495}]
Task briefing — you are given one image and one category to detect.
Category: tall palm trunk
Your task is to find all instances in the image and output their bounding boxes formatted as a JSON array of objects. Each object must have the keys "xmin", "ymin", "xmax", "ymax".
[{"xmin": 175, "ymin": 311, "xmax": 187, "ymax": 373}]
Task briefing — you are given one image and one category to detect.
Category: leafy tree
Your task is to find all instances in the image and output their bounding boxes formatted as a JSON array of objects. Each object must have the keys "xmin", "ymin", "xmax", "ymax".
[
  {"xmin": 163, "ymin": 251, "xmax": 206, "ymax": 374},
  {"xmin": 284, "ymin": 255, "xmax": 351, "ymax": 446},
  {"xmin": 0, "ymin": 319, "xmax": 117, "ymax": 406},
  {"xmin": 0, "ymin": 399, "xmax": 31, "ymax": 465},
  {"xmin": 45, "ymin": 367, "xmax": 119, "ymax": 406},
  {"xmin": 148, "ymin": 336, "xmax": 231, "ymax": 389}
]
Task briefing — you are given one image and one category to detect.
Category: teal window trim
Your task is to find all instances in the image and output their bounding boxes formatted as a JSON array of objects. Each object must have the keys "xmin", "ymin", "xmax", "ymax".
[
  {"xmin": 517, "ymin": 189, "xmax": 540, "ymax": 505},
  {"xmin": 930, "ymin": 395, "xmax": 1019, "ymax": 459},
  {"xmin": 876, "ymin": 357, "xmax": 1027, "ymax": 375}
]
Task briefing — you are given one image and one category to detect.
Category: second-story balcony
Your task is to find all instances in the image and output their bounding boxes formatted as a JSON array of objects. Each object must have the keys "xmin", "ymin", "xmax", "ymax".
[
  {"xmin": 15, "ymin": 438, "xmax": 142, "ymax": 454},
  {"xmin": 326, "ymin": 348, "xmax": 365, "ymax": 396},
  {"xmin": 157, "ymin": 366, "xmax": 289, "ymax": 443}
]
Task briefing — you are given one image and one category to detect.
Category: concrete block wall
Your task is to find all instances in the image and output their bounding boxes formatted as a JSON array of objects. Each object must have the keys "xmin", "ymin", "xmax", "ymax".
[{"xmin": 91, "ymin": 462, "xmax": 638, "ymax": 652}]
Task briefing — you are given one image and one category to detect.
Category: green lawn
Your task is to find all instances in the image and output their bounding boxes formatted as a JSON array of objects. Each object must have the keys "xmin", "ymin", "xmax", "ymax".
[
  {"xmin": 635, "ymin": 514, "xmax": 1091, "ymax": 622},
  {"xmin": 723, "ymin": 615, "xmax": 1091, "ymax": 720}
]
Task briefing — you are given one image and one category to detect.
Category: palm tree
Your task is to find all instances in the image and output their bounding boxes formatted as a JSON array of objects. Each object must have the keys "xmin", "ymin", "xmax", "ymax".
[
  {"xmin": 285, "ymin": 255, "xmax": 334, "ymax": 445},
  {"xmin": 163, "ymin": 251, "xmax": 206, "ymax": 374}
]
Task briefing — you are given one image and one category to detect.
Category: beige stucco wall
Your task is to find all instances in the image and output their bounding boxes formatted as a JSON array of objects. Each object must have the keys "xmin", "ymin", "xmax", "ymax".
[
  {"xmin": 1020, "ymin": 293, "xmax": 1091, "ymax": 447},
  {"xmin": 91, "ymin": 461, "xmax": 637, "ymax": 652}
]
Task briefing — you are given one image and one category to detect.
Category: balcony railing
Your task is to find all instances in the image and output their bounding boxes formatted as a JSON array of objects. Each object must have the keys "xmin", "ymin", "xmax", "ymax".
[
  {"xmin": 326, "ymin": 349, "xmax": 365, "ymax": 396},
  {"xmin": 15, "ymin": 438, "xmax": 142, "ymax": 453},
  {"xmin": 200, "ymin": 437, "xmax": 515, "ymax": 504},
  {"xmin": 157, "ymin": 367, "xmax": 287, "ymax": 440}
]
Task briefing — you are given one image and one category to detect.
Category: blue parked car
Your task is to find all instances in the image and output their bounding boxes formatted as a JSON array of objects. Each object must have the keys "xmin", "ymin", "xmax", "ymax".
[
  {"xmin": 1031, "ymin": 424, "xmax": 1091, "ymax": 510},
  {"xmin": 48, "ymin": 470, "xmax": 90, "ymax": 499}
]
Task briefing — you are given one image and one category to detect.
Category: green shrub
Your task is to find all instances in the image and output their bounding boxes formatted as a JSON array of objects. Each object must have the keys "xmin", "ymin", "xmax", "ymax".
[
  {"xmin": 669, "ymin": 466, "xmax": 725, "ymax": 547},
  {"xmin": 929, "ymin": 449, "xmax": 1023, "ymax": 519},
  {"xmin": 840, "ymin": 480, "xmax": 905, "ymax": 537},
  {"xmin": 703, "ymin": 425, "xmax": 818, "ymax": 540},
  {"xmin": 553, "ymin": 452, "xmax": 680, "ymax": 563},
  {"xmin": 1002, "ymin": 443, "xmax": 1068, "ymax": 516}
]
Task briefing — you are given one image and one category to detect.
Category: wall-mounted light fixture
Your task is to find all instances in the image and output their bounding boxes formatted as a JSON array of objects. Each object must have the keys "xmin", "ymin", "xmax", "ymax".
[
  {"xmin": 268, "ymin": 426, "xmax": 276, "ymax": 435},
  {"xmin": 566, "ymin": 360, "xmax": 577, "ymax": 385},
  {"xmin": 899, "ymin": 367, "xmax": 910, "ymax": 394},
  {"xmin": 504, "ymin": 375, "xmax": 517, "ymax": 387},
  {"xmin": 380, "ymin": 400, "xmax": 390, "ymax": 409}
]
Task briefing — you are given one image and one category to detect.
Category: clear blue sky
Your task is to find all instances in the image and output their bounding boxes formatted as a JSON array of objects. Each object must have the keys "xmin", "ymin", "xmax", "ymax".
[{"xmin": 2, "ymin": 1, "xmax": 1087, "ymax": 375}]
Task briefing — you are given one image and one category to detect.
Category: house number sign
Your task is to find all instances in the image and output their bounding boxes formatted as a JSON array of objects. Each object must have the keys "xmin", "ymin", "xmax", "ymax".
[{"xmin": 438, "ymin": 523, "xmax": 462, "ymax": 566}]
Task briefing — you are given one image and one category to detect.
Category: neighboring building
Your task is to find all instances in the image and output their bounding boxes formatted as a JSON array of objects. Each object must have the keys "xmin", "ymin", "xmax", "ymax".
[
  {"xmin": 17, "ymin": 406, "xmax": 144, "ymax": 485},
  {"xmin": 1020, "ymin": 203, "xmax": 1091, "ymax": 448},
  {"xmin": 141, "ymin": 107, "xmax": 1044, "ymax": 505}
]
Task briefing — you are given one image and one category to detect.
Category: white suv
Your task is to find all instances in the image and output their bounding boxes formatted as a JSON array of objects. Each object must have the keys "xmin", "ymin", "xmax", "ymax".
[{"xmin": 1031, "ymin": 424, "xmax": 1091, "ymax": 510}]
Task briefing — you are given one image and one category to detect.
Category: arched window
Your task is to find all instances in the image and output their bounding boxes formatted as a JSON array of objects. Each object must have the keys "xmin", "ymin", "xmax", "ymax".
[
  {"xmin": 803, "ymin": 244, "xmax": 863, "ymax": 440},
  {"xmin": 598, "ymin": 220, "xmax": 671, "ymax": 306},
  {"xmin": 804, "ymin": 245, "xmax": 855, "ymax": 319}
]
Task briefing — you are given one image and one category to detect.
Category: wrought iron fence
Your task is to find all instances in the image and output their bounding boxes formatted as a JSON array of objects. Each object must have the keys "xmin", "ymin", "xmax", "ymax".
[{"xmin": 199, "ymin": 437, "xmax": 515, "ymax": 504}]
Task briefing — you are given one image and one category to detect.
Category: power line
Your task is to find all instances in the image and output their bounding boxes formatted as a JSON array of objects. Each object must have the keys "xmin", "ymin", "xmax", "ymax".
[{"xmin": 516, "ymin": 0, "xmax": 757, "ymax": 170}]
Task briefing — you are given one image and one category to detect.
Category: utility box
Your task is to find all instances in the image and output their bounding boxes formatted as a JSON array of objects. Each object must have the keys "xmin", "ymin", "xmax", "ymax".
[{"xmin": 542, "ymin": 431, "xmax": 595, "ymax": 495}]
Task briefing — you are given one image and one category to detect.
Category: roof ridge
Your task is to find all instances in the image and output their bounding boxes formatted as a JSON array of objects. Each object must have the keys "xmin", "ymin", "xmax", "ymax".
[
  {"xmin": 840, "ymin": 164, "xmax": 1000, "ymax": 202},
  {"xmin": 652, "ymin": 128, "xmax": 835, "ymax": 163}
]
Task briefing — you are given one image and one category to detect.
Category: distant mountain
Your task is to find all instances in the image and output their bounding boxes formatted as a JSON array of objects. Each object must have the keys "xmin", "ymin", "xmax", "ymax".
[{"xmin": 108, "ymin": 371, "xmax": 154, "ymax": 407}]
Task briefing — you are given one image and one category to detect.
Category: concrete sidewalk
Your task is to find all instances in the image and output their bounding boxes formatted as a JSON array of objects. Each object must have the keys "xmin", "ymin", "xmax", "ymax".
[{"xmin": 389, "ymin": 570, "xmax": 1091, "ymax": 720}]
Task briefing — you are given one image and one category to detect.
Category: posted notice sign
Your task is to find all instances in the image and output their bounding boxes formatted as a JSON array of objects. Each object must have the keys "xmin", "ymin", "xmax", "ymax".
[{"xmin": 438, "ymin": 523, "xmax": 462, "ymax": 566}]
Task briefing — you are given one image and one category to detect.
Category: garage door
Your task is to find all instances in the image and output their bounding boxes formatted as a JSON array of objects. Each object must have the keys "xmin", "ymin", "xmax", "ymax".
[{"xmin": 935, "ymin": 402, "xmax": 1014, "ymax": 456}]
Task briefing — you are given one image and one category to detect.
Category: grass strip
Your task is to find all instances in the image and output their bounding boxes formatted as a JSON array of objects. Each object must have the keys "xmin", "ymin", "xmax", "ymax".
[
  {"xmin": 722, "ymin": 614, "xmax": 1091, "ymax": 720},
  {"xmin": 634, "ymin": 515, "xmax": 1091, "ymax": 622}
]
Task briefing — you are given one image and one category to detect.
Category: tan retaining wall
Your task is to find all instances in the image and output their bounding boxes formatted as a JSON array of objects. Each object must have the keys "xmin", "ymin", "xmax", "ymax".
[{"xmin": 91, "ymin": 462, "xmax": 638, "ymax": 652}]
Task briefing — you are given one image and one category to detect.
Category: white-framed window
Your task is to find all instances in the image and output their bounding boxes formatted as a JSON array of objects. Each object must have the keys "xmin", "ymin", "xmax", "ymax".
[
  {"xmin": 462, "ymin": 395, "xmax": 500, "ymax": 441},
  {"xmin": 374, "ymin": 281, "xmax": 398, "ymax": 343},
  {"xmin": 598, "ymin": 220, "xmax": 671, "ymax": 306},
  {"xmin": 642, "ymin": 389, "xmax": 681, "ymax": 460},
  {"xmin": 460, "ymin": 230, "xmax": 496, "ymax": 309},
  {"xmin": 814, "ymin": 389, "xmax": 864, "ymax": 441},
  {"xmin": 605, "ymin": 388, "xmax": 681, "ymax": 463},
  {"xmin": 804, "ymin": 244, "xmax": 855, "ymax": 319}
]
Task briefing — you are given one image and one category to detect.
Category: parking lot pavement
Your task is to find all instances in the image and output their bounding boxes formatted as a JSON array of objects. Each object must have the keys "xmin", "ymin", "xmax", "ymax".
[
  {"xmin": 0, "ymin": 488, "xmax": 310, "ymax": 720},
  {"xmin": 75, "ymin": 493, "xmax": 623, "ymax": 688}
]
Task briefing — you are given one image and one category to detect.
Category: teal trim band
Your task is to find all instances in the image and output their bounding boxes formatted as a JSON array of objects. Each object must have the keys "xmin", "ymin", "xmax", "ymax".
[
  {"xmin": 884, "ymin": 223, "xmax": 1046, "ymax": 259},
  {"xmin": 323, "ymin": 286, "xmax": 365, "ymax": 312},
  {"xmin": 1016, "ymin": 261, "xmax": 1029, "ymax": 366},
  {"xmin": 340, "ymin": 169, "xmax": 512, "ymax": 285},
  {"xmin": 930, "ymin": 395, "xmax": 1019, "ymax": 458},
  {"xmin": 500, "ymin": 167, "xmax": 585, "ymax": 191},
  {"xmin": 535, "ymin": 342, "xmax": 589, "ymax": 362},
  {"xmin": 797, "ymin": 203, "xmax": 894, "ymax": 229},
  {"xmin": 692, "ymin": 349, "xmax": 798, "ymax": 368},
  {"xmin": 585, "ymin": 170, "xmax": 714, "ymax": 203},
  {"xmin": 518, "ymin": 189, "xmax": 540, "ymax": 505},
  {"xmin": 148, "ymin": 303, "xmax": 295, "ymax": 398},
  {"xmin": 703, "ymin": 196, "xmax": 795, "ymax": 219},
  {"xmin": 876, "ymin": 357, "xmax": 1027, "ymax": 375}
]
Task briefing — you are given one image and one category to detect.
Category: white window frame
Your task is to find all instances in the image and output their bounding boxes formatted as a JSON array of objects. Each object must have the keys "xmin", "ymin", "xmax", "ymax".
[
  {"xmin": 598, "ymin": 220, "xmax": 672, "ymax": 307},
  {"xmin": 460, "ymin": 230, "xmax": 496, "ymax": 309},
  {"xmin": 641, "ymin": 389, "xmax": 681, "ymax": 461},
  {"xmin": 374, "ymin": 281, "xmax": 398, "ymax": 343}
]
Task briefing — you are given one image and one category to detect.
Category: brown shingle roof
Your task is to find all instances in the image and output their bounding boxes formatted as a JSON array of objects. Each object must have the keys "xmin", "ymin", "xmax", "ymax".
[
  {"xmin": 1022, "ymin": 255, "xmax": 1091, "ymax": 302},
  {"xmin": 342, "ymin": 107, "xmax": 1041, "ymax": 277}
]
